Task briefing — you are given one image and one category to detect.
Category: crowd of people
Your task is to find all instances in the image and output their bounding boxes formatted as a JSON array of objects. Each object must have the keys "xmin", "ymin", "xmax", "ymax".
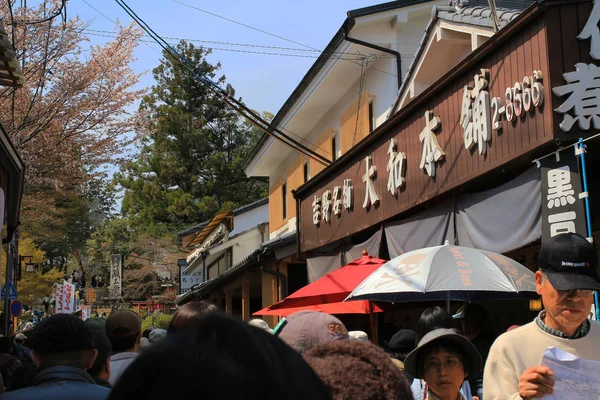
[{"xmin": 0, "ymin": 232, "xmax": 596, "ymax": 399}]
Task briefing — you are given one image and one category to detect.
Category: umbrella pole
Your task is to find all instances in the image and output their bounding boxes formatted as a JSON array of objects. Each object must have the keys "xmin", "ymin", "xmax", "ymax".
[
  {"xmin": 369, "ymin": 301, "xmax": 378, "ymax": 345},
  {"xmin": 446, "ymin": 291, "xmax": 450, "ymax": 313}
]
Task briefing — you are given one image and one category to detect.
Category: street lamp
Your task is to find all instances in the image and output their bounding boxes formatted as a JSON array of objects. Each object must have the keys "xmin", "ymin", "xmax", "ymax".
[{"xmin": 18, "ymin": 256, "xmax": 34, "ymax": 280}]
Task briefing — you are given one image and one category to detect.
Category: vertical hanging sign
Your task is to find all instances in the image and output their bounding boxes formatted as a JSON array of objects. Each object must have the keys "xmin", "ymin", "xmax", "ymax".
[
  {"xmin": 110, "ymin": 254, "xmax": 123, "ymax": 299},
  {"xmin": 540, "ymin": 151, "xmax": 587, "ymax": 242}
]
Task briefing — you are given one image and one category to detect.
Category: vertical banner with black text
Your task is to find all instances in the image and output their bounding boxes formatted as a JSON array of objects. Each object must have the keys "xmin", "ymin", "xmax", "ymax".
[
  {"xmin": 110, "ymin": 254, "xmax": 123, "ymax": 299},
  {"xmin": 540, "ymin": 151, "xmax": 587, "ymax": 243}
]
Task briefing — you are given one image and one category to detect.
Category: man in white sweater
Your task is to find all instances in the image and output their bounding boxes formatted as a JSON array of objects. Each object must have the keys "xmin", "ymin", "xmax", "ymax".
[{"xmin": 484, "ymin": 233, "xmax": 600, "ymax": 400}]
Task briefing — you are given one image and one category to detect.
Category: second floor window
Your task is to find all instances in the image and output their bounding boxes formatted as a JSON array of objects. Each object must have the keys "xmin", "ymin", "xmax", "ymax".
[
  {"xmin": 369, "ymin": 101, "xmax": 375, "ymax": 133},
  {"xmin": 331, "ymin": 133, "xmax": 341, "ymax": 161},
  {"xmin": 282, "ymin": 182, "xmax": 287, "ymax": 220},
  {"xmin": 303, "ymin": 161, "xmax": 310, "ymax": 182}
]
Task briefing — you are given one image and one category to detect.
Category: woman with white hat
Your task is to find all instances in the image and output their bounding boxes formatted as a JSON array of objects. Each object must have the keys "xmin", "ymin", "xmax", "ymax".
[{"xmin": 404, "ymin": 328, "xmax": 482, "ymax": 400}]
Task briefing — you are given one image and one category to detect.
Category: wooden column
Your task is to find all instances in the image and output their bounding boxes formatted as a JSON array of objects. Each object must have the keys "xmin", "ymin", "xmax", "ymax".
[
  {"xmin": 261, "ymin": 272, "xmax": 277, "ymax": 327},
  {"xmin": 225, "ymin": 291, "xmax": 232, "ymax": 316},
  {"xmin": 242, "ymin": 280, "xmax": 251, "ymax": 321}
]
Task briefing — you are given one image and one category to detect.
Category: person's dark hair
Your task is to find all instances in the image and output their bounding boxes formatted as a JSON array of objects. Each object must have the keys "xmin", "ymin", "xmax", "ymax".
[
  {"xmin": 87, "ymin": 325, "xmax": 112, "ymax": 379},
  {"xmin": 108, "ymin": 313, "xmax": 331, "ymax": 400},
  {"xmin": 28, "ymin": 314, "xmax": 95, "ymax": 369},
  {"xmin": 462, "ymin": 303, "xmax": 493, "ymax": 338},
  {"xmin": 109, "ymin": 335, "xmax": 138, "ymax": 354},
  {"xmin": 0, "ymin": 337, "xmax": 14, "ymax": 354},
  {"xmin": 9, "ymin": 364, "xmax": 38, "ymax": 391},
  {"xmin": 167, "ymin": 301, "xmax": 219, "ymax": 334},
  {"xmin": 142, "ymin": 328, "xmax": 154, "ymax": 339},
  {"xmin": 417, "ymin": 339, "xmax": 471, "ymax": 379},
  {"xmin": 304, "ymin": 340, "xmax": 413, "ymax": 400},
  {"xmin": 417, "ymin": 306, "xmax": 452, "ymax": 341}
]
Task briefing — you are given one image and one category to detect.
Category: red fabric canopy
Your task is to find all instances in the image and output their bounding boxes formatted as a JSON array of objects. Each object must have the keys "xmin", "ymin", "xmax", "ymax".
[
  {"xmin": 253, "ymin": 300, "xmax": 383, "ymax": 316},
  {"xmin": 268, "ymin": 252, "xmax": 387, "ymax": 311}
]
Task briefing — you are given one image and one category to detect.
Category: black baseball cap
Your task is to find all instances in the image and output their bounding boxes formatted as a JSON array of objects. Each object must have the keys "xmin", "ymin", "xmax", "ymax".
[
  {"xmin": 539, "ymin": 233, "xmax": 600, "ymax": 291},
  {"xmin": 387, "ymin": 329, "xmax": 417, "ymax": 352}
]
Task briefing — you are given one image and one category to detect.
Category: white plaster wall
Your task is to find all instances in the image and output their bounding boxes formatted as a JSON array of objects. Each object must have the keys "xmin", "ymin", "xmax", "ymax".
[{"xmin": 230, "ymin": 203, "xmax": 268, "ymax": 237}]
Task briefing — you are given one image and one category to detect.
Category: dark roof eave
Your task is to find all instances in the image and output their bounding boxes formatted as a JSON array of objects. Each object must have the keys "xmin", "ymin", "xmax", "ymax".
[
  {"xmin": 0, "ymin": 123, "xmax": 24, "ymax": 241},
  {"xmin": 347, "ymin": 0, "xmax": 435, "ymax": 18},
  {"xmin": 177, "ymin": 198, "xmax": 268, "ymax": 243},
  {"xmin": 293, "ymin": 0, "xmax": 543, "ymax": 200},
  {"xmin": 243, "ymin": 0, "xmax": 441, "ymax": 172},
  {"xmin": 243, "ymin": 18, "xmax": 355, "ymax": 171}
]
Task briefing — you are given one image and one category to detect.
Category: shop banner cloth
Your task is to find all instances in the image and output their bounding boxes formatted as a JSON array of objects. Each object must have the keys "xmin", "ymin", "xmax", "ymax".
[
  {"xmin": 62, "ymin": 280, "xmax": 76, "ymax": 314},
  {"xmin": 347, "ymin": 242, "xmax": 538, "ymax": 303},
  {"xmin": 542, "ymin": 347, "xmax": 600, "ymax": 399},
  {"xmin": 539, "ymin": 151, "xmax": 587, "ymax": 243}
]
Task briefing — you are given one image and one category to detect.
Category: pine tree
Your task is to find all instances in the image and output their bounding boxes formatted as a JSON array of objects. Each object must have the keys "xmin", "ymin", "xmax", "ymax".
[{"xmin": 117, "ymin": 41, "xmax": 267, "ymax": 234}]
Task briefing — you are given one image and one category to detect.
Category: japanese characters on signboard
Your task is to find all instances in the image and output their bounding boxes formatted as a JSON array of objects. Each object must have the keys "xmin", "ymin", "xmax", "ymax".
[
  {"xmin": 62, "ymin": 280, "xmax": 76, "ymax": 314},
  {"xmin": 179, "ymin": 262, "xmax": 203, "ymax": 294},
  {"xmin": 110, "ymin": 254, "xmax": 123, "ymax": 299},
  {"xmin": 539, "ymin": 151, "xmax": 587, "ymax": 243},
  {"xmin": 553, "ymin": 1, "xmax": 600, "ymax": 134}
]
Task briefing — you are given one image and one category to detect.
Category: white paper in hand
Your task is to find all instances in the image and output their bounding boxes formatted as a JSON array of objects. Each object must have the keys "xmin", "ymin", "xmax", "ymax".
[{"xmin": 541, "ymin": 346, "xmax": 600, "ymax": 399}]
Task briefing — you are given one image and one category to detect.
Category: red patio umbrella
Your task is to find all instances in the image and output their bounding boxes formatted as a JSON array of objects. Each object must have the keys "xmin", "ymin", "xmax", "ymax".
[
  {"xmin": 253, "ymin": 300, "xmax": 384, "ymax": 317},
  {"xmin": 261, "ymin": 250, "xmax": 387, "ymax": 343},
  {"xmin": 267, "ymin": 250, "xmax": 387, "ymax": 310}
]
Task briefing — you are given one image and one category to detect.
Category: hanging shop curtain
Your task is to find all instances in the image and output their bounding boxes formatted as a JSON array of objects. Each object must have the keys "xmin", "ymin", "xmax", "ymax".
[
  {"xmin": 344, "ymin": 228, "xmax": 383, "ymax": 263},
  {"xmin": 307, "ymin": 229, "xmax": 383, "ymax": 282},
  {"xmin": 307, "ymin": 246, "xmax": 343, "ymax": 283},
  {"xmin": 455, "ymin": 166, "xmax": 541, "ymax": 253},
  {"xmin": 384, "ymin": 200, "xmax": 455, "ymax": 259}
]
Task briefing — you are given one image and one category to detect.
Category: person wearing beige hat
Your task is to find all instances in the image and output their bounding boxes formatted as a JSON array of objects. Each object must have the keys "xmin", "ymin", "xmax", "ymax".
[{"xmin": 404, "ymin": 328, "xmax": 482, "ymax": 400}]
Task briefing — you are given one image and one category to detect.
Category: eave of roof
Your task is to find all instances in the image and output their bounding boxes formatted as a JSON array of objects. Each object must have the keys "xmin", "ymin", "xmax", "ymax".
[
  {"xmin": 0, "ymin": 123, "xmax": 24, "ymax": 242},
  {"xmin": 181, "ymin": 210, "xmax": 233, "ymax": 249},
  {"xmin": 243, "ymin": 0, "xmax": 438, "ymax": 173},
  {"xmin": 388, "ymin": 3, "xmax": 522, "ymax": 117},
  {"xmin": 177, "ymin": 198, "xmax": 267, "ymax": 245}
]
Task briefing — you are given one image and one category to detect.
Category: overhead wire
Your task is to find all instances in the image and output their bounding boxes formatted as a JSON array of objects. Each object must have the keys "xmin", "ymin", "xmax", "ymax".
[
  {"xmin": 171, "ymin": 0, "xmax": 320, "ymax": 52},
  {"xmin": 115, "ymin": 0, "xmax": 331, "ymax": 166},
  {"xmin": 81, "ymin": 0, "xmax": 162, "ymax": 55},
  {"xmin": 81, "ymin": 1, "xmax": 331, "ymax": 156}
]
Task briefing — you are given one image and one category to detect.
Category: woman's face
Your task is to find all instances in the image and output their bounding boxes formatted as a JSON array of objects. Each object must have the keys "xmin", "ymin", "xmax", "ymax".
[{"xmin": 422, "ymin": 348, "xmax": 466, "ymax": 400}]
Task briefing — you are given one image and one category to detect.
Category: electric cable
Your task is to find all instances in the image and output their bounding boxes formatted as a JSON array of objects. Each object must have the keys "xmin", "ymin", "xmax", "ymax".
[{"xmin": 115, "ymin": 0, "xmax": 330, "ymax": 166}]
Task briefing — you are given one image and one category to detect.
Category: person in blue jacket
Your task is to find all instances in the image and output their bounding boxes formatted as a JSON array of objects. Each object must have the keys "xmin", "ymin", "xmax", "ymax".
[{"xmin": 0, "ymin": 314, "xmax": 109, "ymax": 400}]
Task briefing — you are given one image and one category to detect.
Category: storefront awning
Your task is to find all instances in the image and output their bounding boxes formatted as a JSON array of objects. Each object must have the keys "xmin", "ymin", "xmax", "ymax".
[{"xmin": 182, "ymin": 211, "xmax": 233, "ymax": 251}]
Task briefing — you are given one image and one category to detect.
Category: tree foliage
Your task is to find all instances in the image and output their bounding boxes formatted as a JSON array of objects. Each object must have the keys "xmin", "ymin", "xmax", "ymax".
[
  {"xmin": 5, "ymin": 234, "xmax": 63, "ymax": 308},
  {"xmin": 117, "ymin": 41, "xmax": 267, "ymax": 234},
  {"xmin": 0, "ymin": 0, "xmax": 145, "ymax": 260},
  {"xmin": 87, "ymin": 219, "xmax": 179, "ymax": 300}
]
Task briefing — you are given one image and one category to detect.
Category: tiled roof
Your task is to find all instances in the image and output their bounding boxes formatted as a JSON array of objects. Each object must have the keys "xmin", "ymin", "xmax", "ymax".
[{"xmin": 438, "ymin": 4, "xmax": 521, "ymax": 29}]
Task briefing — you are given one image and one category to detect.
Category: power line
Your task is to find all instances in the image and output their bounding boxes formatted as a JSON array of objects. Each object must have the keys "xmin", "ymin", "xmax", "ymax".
[
  {"xmin": 116, "ymin": 0, "xmax": 331, "ymax": 166},
  {"xmin": 172, "ymin": 0, "xmax": 320, "ymax": 51},
  {"xmin": 85, "ymin": 31, "xmax": 360, "ymax": 59},
  {"xmin": 81, "ymin": 0, "xmax": 161, "ymax": 55},
  {"xmin": 84, "ymin": 29, "xmax": 408, "ymax": 60}
]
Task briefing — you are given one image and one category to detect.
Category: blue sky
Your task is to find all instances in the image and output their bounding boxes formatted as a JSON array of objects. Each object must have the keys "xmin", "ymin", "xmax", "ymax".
[{"xmin": 71, "ymin": 0, "xmax": 380, "ymax": 116}]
